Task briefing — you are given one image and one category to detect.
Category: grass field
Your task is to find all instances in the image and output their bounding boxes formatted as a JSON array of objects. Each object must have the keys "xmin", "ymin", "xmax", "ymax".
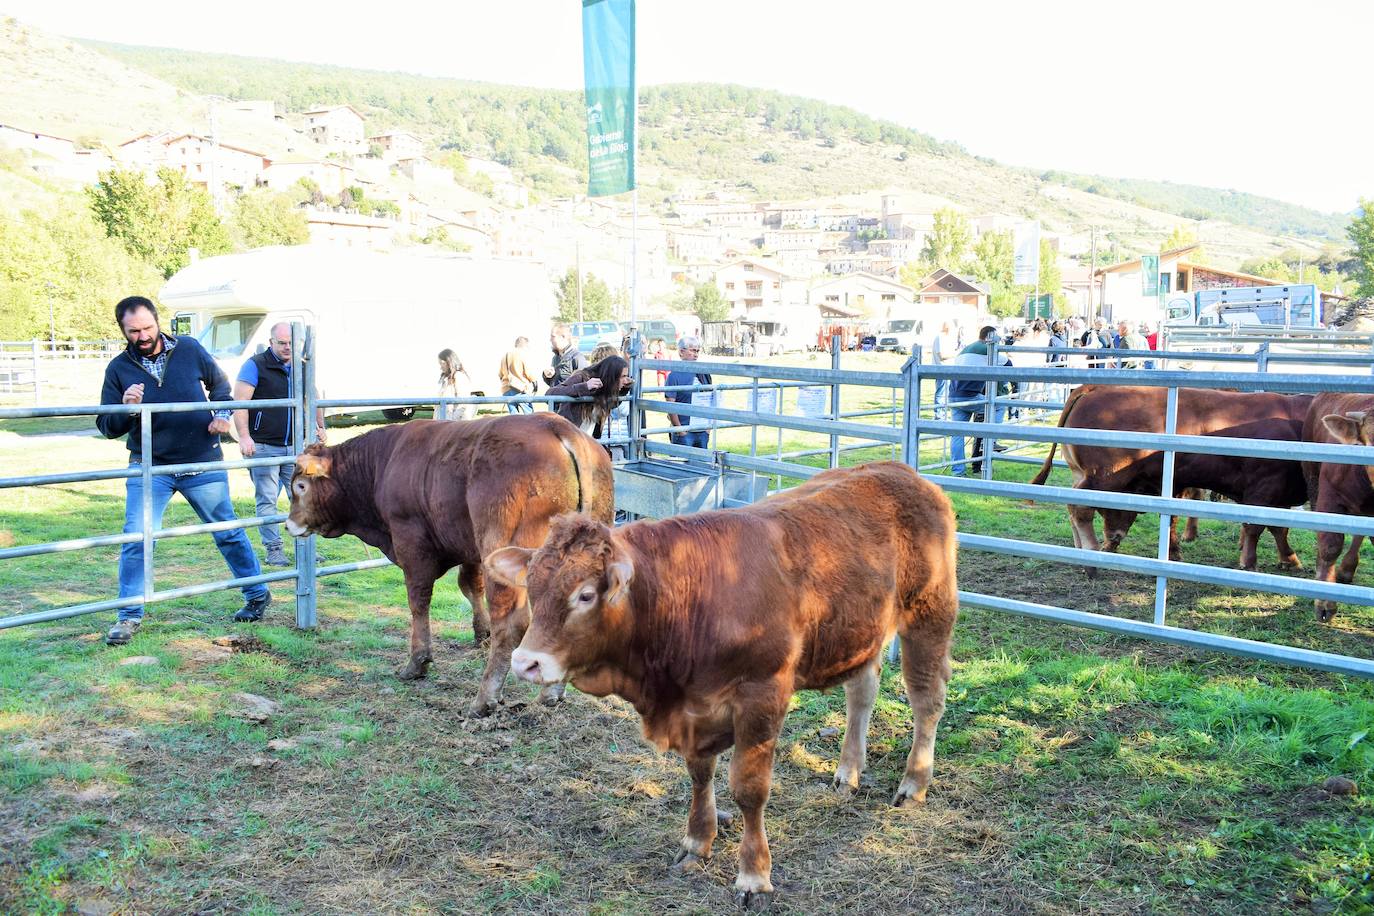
[{"xmin": 2, "ymin": 357, "xmax": 1372, "ymax": 914}]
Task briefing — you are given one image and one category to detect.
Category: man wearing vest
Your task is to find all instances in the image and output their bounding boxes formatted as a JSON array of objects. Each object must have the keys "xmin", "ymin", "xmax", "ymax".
[{"xmin": 233, "ymin": 322, "xmax": 326, "ymax": 568}]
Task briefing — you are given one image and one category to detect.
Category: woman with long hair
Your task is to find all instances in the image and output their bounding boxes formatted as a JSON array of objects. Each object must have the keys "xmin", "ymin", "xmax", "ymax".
[
  {"xmin": 436, "ymin": 348, "xmax": 475, "ymax": 421},
  {"xmin": 545, "ymin": 355, "xmax": 631, "ymax": 439}
]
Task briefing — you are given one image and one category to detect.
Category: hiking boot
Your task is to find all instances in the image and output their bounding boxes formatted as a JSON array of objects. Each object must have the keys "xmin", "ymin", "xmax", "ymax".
[
  {"xmin": 234, "ymin": 592, "xmax": 272, "ymax": 623},
  {"xmin": 105, "ymin": 619, "xmax": 141, "ymax": 646},
  {"xmin": 265, "ymin": 544, "xmax": 290, "ymax": 567}
]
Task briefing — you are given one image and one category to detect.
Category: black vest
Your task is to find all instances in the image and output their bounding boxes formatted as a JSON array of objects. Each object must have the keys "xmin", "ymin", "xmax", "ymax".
[{"xmin": 246, "ymin": 351, "xmax": 293, "ymax": 446}]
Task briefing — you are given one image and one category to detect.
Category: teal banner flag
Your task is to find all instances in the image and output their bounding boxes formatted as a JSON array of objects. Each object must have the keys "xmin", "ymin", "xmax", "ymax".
[
  {"xmin": 1141, "ymin": 253, "xmax": 1160, "ymax": 296},
  {"xmin": 582, "ymin": 0, "xmax": 636, "ymax": 197}
]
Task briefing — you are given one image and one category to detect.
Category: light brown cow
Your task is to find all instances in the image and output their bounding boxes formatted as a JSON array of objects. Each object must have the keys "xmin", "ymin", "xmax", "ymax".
[
  {"xmin": 487, "ymin": 462, "xmax": 958, "ymax": 909},
  {"xmin": 1302, "ymin": 392, "xmax": 1374, "ymax": 622},
  {"xmin": 285, "ymin": 414, "xmax": 614, "ymax": 715}
]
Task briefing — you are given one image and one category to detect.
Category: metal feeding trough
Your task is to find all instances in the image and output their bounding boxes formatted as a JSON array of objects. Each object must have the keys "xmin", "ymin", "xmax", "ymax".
[{"xmin": 612, "ymin": 459, "xmax": 768, "ymax": 519}]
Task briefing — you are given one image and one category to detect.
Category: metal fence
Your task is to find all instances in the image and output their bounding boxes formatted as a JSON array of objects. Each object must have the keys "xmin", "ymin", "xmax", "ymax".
[{"xmin": 3, "ymin": 329, "xmax": 1373, "ymax": 680}]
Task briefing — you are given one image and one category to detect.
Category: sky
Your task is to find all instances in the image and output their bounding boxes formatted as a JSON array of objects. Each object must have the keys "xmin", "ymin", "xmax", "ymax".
[{"xmin": 4, "ymin": 0, "xmax": 1370, "ymax": 213}]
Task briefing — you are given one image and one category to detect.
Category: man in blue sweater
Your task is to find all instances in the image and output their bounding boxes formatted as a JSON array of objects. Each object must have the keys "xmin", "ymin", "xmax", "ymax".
[
  {"xmin": 947, "ymin": 325, "xmax": 1013, "ymax": 476},
  {"xmin": 96, "ymin": 296, "xmax": 270, "ymax": 646}
]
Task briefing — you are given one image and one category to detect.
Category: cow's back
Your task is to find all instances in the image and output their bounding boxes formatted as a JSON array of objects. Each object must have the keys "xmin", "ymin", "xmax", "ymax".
[
  {"xmin": 373, "ymin": 415, "xmax": 613, "ymax": 562},
  {"xmin": 623, "ymin": 462, "xmax": 955, "ymax": 694}
]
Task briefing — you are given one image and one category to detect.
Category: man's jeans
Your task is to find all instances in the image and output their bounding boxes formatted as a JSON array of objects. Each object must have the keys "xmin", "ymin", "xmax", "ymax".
[
  {"xmin": 117, "ymin": 468, "xmax": 267, "ymax": 622},
  {"xmin": 950, "ymin": 405, "xmax": 1006, "ymax": 475},
  {"xmin": 248, "ymin": 443, "xmax": 293, "ymax": 549},
  {"xmin": 503, "ymin": 387, "xmax": 533, "ymax": 414},
  {"xmin": 671, "ymin": 430, "xmax": 710, "ymax": 450},
  {"xmin": 934, "ymin": 378, "xmax": 950, "ymax": 420}
]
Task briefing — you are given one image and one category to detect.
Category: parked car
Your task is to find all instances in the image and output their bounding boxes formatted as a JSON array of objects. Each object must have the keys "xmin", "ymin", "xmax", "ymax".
[
  {"xmin": 619, "ymin": 318, "xmax": 679, "ymax": 346},
  {"xmin": 570, "ymin": 320, "xmax": 622, "ymax": 355}
]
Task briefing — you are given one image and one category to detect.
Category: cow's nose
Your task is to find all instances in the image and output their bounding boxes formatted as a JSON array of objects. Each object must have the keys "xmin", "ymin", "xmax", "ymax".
[{"xmin": 511, "ymin": 648, "xmax": 541, "ymax": 683}]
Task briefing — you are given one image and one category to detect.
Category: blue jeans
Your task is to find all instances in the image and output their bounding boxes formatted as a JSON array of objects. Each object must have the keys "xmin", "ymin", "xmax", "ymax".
[
  {"xmin": 503, "ymin": 388, "xmax": 533, "ymax": 414},
  {"xmin": 933, "ymin": 378, "xmax": 950, "ymax": 420},
  {"xmin": 248, "ymin": 443, "xmax": 293, "ymax": 549},
  {"xmin": 118, "ymin": 468, "xmax": 267, "ymax": 621},
  {"xmin": 950, "ymin": 405, "xmax": 1006, "ymax": 476},
  {"xmin": 671, "ymin": 430, "xmax": 710, "ymax": 450}
]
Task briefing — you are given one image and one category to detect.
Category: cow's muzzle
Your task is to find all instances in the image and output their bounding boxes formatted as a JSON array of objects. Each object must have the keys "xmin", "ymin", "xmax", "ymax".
[
  {"xmin": 510, "ymin": 647, "xmax": 563, "ymax": 685},
  {"xmin": 284, "ymin": 519, "xmax": 310, "ymax": 538}
]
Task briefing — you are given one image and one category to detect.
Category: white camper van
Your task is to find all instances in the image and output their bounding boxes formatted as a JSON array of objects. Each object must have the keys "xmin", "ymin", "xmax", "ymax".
[{"xmin": 160, "ymin": 246, "xmax": 555, "ymax": 418}]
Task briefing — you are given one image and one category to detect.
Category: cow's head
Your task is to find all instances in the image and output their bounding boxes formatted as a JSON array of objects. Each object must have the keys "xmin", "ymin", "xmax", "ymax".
[
  {"xmin": 285, "ymin": 443, "xmax": 347, "ymax": 539},
  {"xmin": 1323, "ymin": 411, "xmax": 1374, "ymax": 449},
  {"xmin": 487, "ymin": 515, "xmax": 633, "ymax": 685}
]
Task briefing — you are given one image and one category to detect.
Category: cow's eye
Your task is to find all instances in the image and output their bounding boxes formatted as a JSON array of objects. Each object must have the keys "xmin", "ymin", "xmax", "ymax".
[{"xmin": 578, "ymin": 589, "xmax": 597, "ymax": 605}]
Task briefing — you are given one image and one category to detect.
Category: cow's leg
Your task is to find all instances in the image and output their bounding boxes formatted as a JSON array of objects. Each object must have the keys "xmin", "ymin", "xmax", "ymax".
[
  {"xmin": 832, "ymin": 659, "xmax": 880, "ymax": 797},
  {"xmin": 1182, "ymin": 515, "xmax": 1199, "ymax": 543},
  {"xmin": 1168, "ymin": 514, "xmax": 1184, "ymax": 561},
  {"xmin": 1315, "ymin": 529, "xmax": 1346, "ymax": 624},
  {"xmin": 469, "ymin": 579, "xmax": 526, "ymax": 716},
  {"xmin": 397, "ymin": 567, "xmax": 440, "ymax": 681},
  {"xmin": 729, "ymin": 693, "xmax": 786, "ymax": 910},
  {"xmin": 1068, "ymin": 501, "xmax": 1101, "ymax": 552},
  {"xmin": 457, "ymin": 563, "xmax": 490, "ymax": 646},
  {"xmin": 1269, "ymin": 527, "xmax": 1302, "ymax": 569},
  {"xmin": 670, "ymin": 753, "xmax": 719, "ymax": 874},
  {"xmin": 893, "ymin": 615, "xmax": 955, "ymax": 809},
  {"xmin": 1239, "ymin": 523, "xmax": 1262, "ymax": 571},
  {"xmin": 1337, "ymin": 535, "xmax": 1364, "ymax": 584}
]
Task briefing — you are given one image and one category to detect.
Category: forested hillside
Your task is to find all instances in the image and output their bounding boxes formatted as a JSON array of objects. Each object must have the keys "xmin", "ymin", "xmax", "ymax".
[{"xmin": 91, "ymin": 41, "xmax": 1346, "ymax": 245}]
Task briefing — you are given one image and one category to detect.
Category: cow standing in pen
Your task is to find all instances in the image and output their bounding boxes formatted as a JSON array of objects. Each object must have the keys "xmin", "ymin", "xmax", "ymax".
[
  {"xmin": 1302, "ymin": 393, "xmax": 1374, "ymax": 623},
  {"xmin": 284, "ymin": 414, "xmax": 614, "ymax": 715},
  {"xmin": 487, "ymin": 462, "xmax": 958, "ymax": 909}
]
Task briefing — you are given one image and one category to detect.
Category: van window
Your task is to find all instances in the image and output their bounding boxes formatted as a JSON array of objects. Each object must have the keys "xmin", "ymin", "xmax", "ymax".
[{"xmin": 198, "ymin": 313, "xmax": 264, "ymax": 359}]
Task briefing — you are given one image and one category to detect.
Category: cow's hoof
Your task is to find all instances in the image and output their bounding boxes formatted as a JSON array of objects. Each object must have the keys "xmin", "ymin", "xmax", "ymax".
[
  {"xmin": 1315, "ymin": 601, "xmax": 1338, "ymax": 624},
  {"xmin": 716, "ymin": 810, "xmax": 734, "ymax": 829},
  {"xmin": 1281, "ymin": 556, "xmax": 1303, "ymax": 570},
  {"xmin": 1240, "ymin": 563, "xmax": 1257, "ymax": 573},
  {"xmin": 1169, "ymin": 550, "xmax": 1182, "ymax": 562},
  {"xmin": 537, "ymin": 684, "xmax": 565, "ymax": 708},
  {"xmin": 467, "ymin": 697, "xmax": 497, "ymax": 718},
  {"xmin": 1180, "ymin": 532, "xmax": 1197, "ymax": 544},
  {"xmin": 830, "ymin": 774, "xmax": 858, "ymax": 799},
  {"xmin": 891, "ymin": 780, "xmax": 928, "ymax": 808},
  {"xmin": 732, "ymin": 886, "xmax": 774, "ymax": 911},
  {"xmin": 669, "ymin": 849, "xmax": 707, "ymax": 875},
  {"xmin": 396, "ymin": 658, "xmax": 431, "ymax": 681}
]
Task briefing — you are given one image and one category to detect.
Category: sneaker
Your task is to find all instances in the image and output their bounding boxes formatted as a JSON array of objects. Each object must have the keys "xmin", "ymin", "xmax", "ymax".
[
  {"xmin": 265, "ymin": 544, "xmax": 290, "ymax": 567},
  {"xmin": 105, "ymin": 619, "xmax": 141, "ymax": 646},
  {"xmin": 234, "ymin": 592, "xmax": 272, "ymax": 623}
]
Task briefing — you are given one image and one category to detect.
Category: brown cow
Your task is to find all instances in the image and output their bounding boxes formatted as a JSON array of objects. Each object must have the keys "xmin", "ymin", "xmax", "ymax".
[
  {"xmin": 285, "ymin": 414, "xmax": 614, "ymax": 715},
  {"xmin": 1301, "ymin": 393, "xmax": 1374, "ymax": 622},
  {"xmin": 1030, "ymin": 385, "xmax": 1313, "ymax": 570},
  {"xmin": 486, "ymin": 462, "xmax": 958, "ymax": 909}
]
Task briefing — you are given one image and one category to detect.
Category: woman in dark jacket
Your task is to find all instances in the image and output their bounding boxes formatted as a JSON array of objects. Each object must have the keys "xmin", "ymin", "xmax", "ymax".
[{"xmin": 545, "ymin": 355, "xmax": 631, "ymax": 439}]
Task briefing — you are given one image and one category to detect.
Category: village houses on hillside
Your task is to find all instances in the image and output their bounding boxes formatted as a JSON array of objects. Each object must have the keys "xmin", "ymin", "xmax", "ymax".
[{"xmin": 0, "ymin": 101, "xmax": 1319, "ymax": 336}]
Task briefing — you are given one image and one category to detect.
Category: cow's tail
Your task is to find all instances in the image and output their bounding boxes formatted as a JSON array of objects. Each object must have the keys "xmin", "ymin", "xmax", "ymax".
[
  {"xmin": 1029, "ymin": 385, "xmax": 1088, "ymax": 488},
  {"xmin": 555, "ymin": 431, "xmax": 588, "ymax": 513}
]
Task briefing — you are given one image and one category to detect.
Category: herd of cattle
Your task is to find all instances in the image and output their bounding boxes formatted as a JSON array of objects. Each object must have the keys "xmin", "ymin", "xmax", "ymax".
[
  {"xmin": 275, "ymin": 385, "xmax": 1371, "ymax": 907},
  {"xmin": 1031, "ymin": 385, "xmax": 1374, "ymax": 622}
]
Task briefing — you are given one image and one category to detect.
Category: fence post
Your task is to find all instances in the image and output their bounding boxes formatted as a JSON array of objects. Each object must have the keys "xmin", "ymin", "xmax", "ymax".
[
  {"xmin": 983, "ymin": 338, "xmax": 998, "ymax": 481},
  {"xmin": 1153, "ymin": 385, "xmax": 1179, "ymax": 625},
  {"xmin": 628, "ymin": 338, "xmax": 643, "ymax": 462},
  {"xmin": 141, "ymin": 407, "xmax": 154, "ymax": 605},
  {"xmin": 295, "ymin": 324, "xmax": 318, "ymax": 630},
  {"xmin": 829, "ymin": 334, "xmax": 841, "ymax": 469},
  {"xmin": 901, "ymin": 347, "xmax": 921, "ymax": 467},
  {"xmin": 1256, "ymin": 341, "xmax": 1270, "ymax": 390},
  {"xmin": 31, "ymin": 339, "xmax": 41, "ymax": 407}
]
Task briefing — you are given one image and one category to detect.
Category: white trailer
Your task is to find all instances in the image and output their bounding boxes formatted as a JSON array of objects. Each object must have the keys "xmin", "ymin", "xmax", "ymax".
[{"xmin": 159, "ymin": 246, "xmax": 556, "ymax": 417}]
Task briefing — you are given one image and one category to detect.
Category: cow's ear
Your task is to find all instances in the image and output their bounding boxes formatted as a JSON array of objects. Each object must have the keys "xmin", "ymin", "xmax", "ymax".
[
  {"xmin": 1323, "ymin": 413, "xmax": 1365, "ymax": 445},
  {"xmin": 605, "ymin": 547, "xmax": 634, "ymax": 604},
  {"xmin": 486, "ymin": 547, "xmax": 533, "ymax": 588},
  {"xmin": 299, "ymin": 453, "xmax": 332, "ymax": 478}
]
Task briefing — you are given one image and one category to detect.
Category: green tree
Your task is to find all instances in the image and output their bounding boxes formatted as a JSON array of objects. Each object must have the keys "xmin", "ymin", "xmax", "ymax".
[
  {"xmin": 87, "ymin": 167, "xmax": 232, "ymax": 278},
  {"xmin": 918, "ymin": 207, "xmax": 973, "ymax": 272},
  {"xmin": 966, "ymin": 229, "xmax": 1021, "ymax": 316},
  {"xmin": 691, "ymin": 282, "xmax": 730, "ymax": 322},
  {"xmin": 1161, "ymin": 223, "xmax": 1205, "ymax": 264},
  {"xmin": 556, "ymin": 268, "xmax": 612, "ymax": 321},
  {"xmin": 1249, "ymin": 257, "xmax": 1296, "ymax": 283},
  {"xmin": 1038, "ymin": 238, "xmax": 1066, "ymax": 316},
  {"xmin": 1349, "ymin": 199, "xmax": 1374, "ymax": 298},
  {"xmin": 0, "ymin": 207, "xmax": 163, "ymax": 341},
  {"xmin": 230, "ymin": 191, "xmax": 310, "ymax": 249}
]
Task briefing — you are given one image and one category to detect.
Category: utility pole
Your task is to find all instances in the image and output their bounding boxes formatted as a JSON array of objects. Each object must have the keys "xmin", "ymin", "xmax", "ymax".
[
  {"xmin": 575, "ymin": 239, "xmax": 584, "ymax": 322},
  {"xmin": 1088, "ymin": 225, "xmax": 1098, "ymax": 319},
  {"xmin": 46, "ymin": 281, "xmax": 55, "ymax": 353}
]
